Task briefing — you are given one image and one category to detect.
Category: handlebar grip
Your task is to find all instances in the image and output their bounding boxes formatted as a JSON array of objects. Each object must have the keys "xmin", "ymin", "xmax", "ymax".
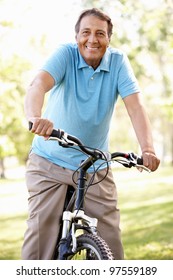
[
  {"xmin": 28, "ymin": 121, "xmax": 64, "ymax": 139},
  {"xmin": 29, "ymin": 121, "xmax": 33, "ymax": 131},
  {"xmin": 50, "ymin": 129, "xmax": 65, "ymax": 138},
  {"xmin": 137, "ymin": 157, "xmax": 143, "ymax": 165}
]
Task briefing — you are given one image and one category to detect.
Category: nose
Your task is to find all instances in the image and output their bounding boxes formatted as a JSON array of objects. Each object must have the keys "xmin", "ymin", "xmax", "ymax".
[{"xmin": 88, "ymin": 32, "xmax": 98, "ymax": 43}]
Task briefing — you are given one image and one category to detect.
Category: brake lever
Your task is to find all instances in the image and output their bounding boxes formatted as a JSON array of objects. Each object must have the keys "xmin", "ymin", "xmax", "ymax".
[
  {"xmin": 48, "ymin": 133, "xmax": 77, "ymax": 147},
  {"xmin": 126, "ymin": 153, "xmax": 151, "ymax": 172},
  {"xmin": 136, "ymin": 164, "xmax": 151, "ymax": 173}
]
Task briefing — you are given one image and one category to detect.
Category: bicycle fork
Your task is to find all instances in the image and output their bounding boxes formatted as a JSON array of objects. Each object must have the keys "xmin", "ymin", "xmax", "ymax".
[
  {"xmin": 57, "ymin": 161, "xmax": 98, "ymax": 259},
  {"xmin": 61, "ymin": 209, "xmax": 98, "ymax": 248}
]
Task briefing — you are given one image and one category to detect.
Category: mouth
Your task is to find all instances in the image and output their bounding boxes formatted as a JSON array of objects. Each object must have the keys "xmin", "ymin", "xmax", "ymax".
[{"xmin": 86, "ymin": 46, "xmax": 99, "ymax": 50}]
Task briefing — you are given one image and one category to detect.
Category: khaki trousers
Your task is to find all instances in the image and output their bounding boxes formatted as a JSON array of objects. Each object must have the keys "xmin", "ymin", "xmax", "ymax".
[{"xmin": 21, "ymin": 153, "xmax": 124, "ymax": 260}]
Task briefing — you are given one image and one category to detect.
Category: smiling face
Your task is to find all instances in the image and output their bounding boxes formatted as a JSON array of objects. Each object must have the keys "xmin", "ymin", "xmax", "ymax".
[{"xmin": 75, "ymin": 15, "xmax": 110, "ymax": 69}]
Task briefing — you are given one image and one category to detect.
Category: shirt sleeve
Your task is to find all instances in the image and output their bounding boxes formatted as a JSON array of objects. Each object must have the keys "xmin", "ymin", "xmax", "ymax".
[
  {"xmin": 117, "ymin": 53, "xmax": 140, "ymax": 99},
  {"xmin": 41, "ymin": 44, "xmax": 69, "ymax": 84}
]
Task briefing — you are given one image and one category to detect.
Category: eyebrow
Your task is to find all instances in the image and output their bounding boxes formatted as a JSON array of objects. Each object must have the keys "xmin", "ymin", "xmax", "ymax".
[{"xmin": 81, "ymin": 28, "xmax": 107, "ymax": 34}]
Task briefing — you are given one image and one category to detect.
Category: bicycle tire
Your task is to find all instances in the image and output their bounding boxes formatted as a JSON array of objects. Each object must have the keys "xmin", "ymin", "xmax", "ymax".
[{"xmin": 67, "ymin": 233, "xmax": 114, "ymax": 260}]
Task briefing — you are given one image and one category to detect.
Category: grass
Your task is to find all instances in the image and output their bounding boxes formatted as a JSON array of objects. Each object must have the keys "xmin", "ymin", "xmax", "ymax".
[
  {"xmin": 114, "ymin": 166, "xmax": 173, "ymax": 260},
  {"xmin": 0, "ymin": 214, "xmax": 27, "ymax": 260},
  {"xmin": 0, "ymin": 177, "xmax": 28, "ymax": 260},
  {"xmin": 0, "ymin": 165, "xmax": 173, "ymax": 260}
]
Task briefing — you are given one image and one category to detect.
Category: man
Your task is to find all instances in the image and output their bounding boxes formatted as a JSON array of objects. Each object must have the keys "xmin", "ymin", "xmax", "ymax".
[{"xmin": 22, "ymin": 8, "xmax": 160, "ymax": 259}]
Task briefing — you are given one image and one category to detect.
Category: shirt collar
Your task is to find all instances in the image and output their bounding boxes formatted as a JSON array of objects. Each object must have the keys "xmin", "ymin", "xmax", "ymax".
[{"xmin": 77, "ymin": 47, "xmax": 110, "ymax": 72}]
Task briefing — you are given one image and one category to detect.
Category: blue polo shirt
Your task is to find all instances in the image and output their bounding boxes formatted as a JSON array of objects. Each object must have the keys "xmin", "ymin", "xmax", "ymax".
[{"xmin": 31, "ymin": 43, "xmax": 140, "ymax": 171}]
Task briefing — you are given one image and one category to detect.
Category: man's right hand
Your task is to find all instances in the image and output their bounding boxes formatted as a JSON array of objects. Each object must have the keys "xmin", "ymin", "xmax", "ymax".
[{"xmin": 29, "ymin": 117, "xmax": 54, "ymax": 137}]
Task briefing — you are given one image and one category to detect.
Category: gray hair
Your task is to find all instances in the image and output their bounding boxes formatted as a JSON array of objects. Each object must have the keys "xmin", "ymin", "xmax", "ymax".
[{"xmin": 75, "ymin": 8, "xmax": 113, "ymax": 38}]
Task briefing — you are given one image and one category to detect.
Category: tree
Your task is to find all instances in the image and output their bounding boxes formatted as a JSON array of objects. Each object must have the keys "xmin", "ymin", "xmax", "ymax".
[{"xmin": 0, "ymin": 54, "xmax": 33, "ymax": 178}]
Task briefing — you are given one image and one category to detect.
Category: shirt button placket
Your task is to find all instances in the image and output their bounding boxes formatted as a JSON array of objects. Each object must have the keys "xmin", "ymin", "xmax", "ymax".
[{"xmin": 88, "ymin": 75, "xmax": 94, "ymax": 91}]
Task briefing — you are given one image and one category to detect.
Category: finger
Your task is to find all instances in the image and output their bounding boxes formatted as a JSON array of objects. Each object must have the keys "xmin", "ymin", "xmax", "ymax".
[
  {"xmin": 150, "ymin": 158, "xmax": 160, "ymax": 172},
  {"xmin": 142, "ymin": 153, "xmax": 149, "ymax": 168},
  {"xmin": 36, "ymin": 120, "xmax": 53, "ymax": 136},
  {"xmin": 137, "ymin": 167, "xmax": 143, "ymax": 172},
  {"xmin": 29, "ymin": 118, "xmax": 53, "ymax": 136},
  {"xmin": 29, "ymin": 118, "xmax": 41, "ymax": 133},
  {"xmin": 148, "ymin": 156, "xmax": 160, "ymax": 172}
]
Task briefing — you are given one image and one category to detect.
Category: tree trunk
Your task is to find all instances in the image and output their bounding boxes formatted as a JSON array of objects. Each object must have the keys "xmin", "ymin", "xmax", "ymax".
[{"xmin": 0, "ymin": 158, "xmax": 5, "ymax": 179}]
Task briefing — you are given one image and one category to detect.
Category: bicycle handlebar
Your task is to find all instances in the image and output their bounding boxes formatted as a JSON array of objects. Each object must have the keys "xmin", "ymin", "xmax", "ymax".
[{"xmin": 29, "ymin": 122, "xmax": 147, "ymax": 170}]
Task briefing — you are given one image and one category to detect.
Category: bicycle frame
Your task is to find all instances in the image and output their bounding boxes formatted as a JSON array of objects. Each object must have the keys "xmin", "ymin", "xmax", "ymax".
[
  {"xmin": 29, "ymin": 122, "xmax": 147, "ymax": 260},
  {"xmin": 57, "ymin": 155, "xmax": 100, "ymax": 259}
]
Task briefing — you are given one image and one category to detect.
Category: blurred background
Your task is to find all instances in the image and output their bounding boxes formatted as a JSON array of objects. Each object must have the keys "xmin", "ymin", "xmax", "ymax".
[{"xmin": 0, "ymin": 0, "xmax": 173, "ymax": 260}]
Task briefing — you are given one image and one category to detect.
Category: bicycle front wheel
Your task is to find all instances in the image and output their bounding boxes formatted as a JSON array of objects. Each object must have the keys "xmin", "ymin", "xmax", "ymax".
[{"xmin": 67, "ymin": 233, "xmax": 114, "ymax": 260}]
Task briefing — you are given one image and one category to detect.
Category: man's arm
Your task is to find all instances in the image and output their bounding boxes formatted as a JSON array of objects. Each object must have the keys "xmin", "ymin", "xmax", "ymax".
[
  {"xmin": 24, "ymin": 70, "xmax": 55, "ymax": 136},
  {"xmin": 123, "ymin": 93, "xmax": 160, "ymax": 171}
]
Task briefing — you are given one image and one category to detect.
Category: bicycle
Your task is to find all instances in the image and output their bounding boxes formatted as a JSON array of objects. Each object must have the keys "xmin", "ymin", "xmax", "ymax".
[{"xmin": 29, "ymin": 123, "xmax": 150, "ymax": 260}]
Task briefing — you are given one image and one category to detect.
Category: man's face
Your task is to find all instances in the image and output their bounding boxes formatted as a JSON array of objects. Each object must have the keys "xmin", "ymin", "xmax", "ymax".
[{"xmin": 76, "ymin": 15, "xmax": 110, "ymax": 69}]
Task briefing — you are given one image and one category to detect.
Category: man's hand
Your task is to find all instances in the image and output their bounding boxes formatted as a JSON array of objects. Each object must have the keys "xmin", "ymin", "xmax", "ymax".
[
  {"xmin": 142, "ymin": 151, "xmax": 160, "ymax": 172},
  {"xmin": 29, "ymin": 117, "xmax": 53, "ymax": 138}
]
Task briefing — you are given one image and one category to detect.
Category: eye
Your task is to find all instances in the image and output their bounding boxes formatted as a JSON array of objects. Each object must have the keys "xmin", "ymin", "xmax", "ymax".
[
  {"xmin": 97, "ymin": 32, "xmax": 105, "ymax": 37},
  {"xmin": 82, "ymin": 30, "xmax": 90, "ymax": 36}
]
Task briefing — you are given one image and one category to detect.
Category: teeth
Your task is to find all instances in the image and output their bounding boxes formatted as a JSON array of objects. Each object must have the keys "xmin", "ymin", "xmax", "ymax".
[{"xmin": 86, "ymin": 46, "xmax": 98, "ymax": 50}]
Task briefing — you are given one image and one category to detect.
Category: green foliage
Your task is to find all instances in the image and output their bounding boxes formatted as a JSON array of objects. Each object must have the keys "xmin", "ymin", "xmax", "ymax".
[
  {"xmin": 0, "ymin": 54, "xmax": 33, "ymax": 163},
  {"xmin": 0, "ymin": 20, "xmax": 14, "ymax": 28}
]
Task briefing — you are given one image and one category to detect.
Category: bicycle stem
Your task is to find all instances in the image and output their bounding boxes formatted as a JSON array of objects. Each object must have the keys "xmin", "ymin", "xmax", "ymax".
[
  {"xmin": 74, "ymin": 156, "xmax": 99, "ymax": 211},
  {"xmin": 75, "ymin": 168, "xmax": 87, "ymax": 211}
]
